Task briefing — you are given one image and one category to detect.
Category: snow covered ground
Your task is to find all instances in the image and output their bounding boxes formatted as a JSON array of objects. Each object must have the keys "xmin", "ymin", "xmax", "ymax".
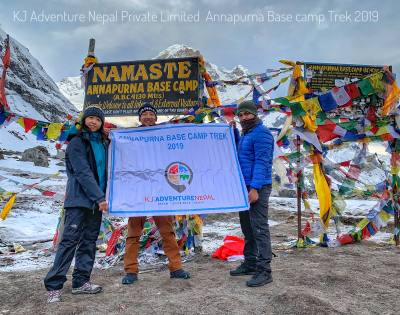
[
  {"xmin": 0, "ymin": 156, "xmax": 66, "ymax": 241},
  {"xmin": 0, "ymin": 149, "xmax": 393, "ymax": 272}
]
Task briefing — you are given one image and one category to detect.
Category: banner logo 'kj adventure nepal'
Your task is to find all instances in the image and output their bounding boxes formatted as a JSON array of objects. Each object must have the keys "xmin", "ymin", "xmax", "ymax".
[{"xmin": 165, "ymin": 161, "xmax": 193, "ymax": 192}]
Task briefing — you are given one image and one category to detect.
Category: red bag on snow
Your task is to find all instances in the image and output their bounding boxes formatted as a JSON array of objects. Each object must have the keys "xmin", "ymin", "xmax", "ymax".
[
  {"xmin": 212, "ymin": 235, "xmax": 244, "ymax": 260},
  {"xmin": 338, "ymin": 234, "xmax": 354, "ymax": 245}
]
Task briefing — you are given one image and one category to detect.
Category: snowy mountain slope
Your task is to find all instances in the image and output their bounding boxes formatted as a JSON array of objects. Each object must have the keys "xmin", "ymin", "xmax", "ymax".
[
  {"xmin": 0, "ymin": 27, "xmax": 78, "ymax": 122},
  {"xmin": 155, "ymin": 44, "xmax": 252, "ymax": 104},
  {"xmin": 57, "ymin": 76, "xmax": 84, "ymax": 111}
]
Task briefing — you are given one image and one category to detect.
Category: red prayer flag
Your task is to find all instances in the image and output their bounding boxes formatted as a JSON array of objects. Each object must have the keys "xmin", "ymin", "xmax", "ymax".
[
  {"xmin": 2, "ymin": 37, "xmax": 11, "ymax": 69},
  {"xmin": 42, "ymin": 190, "xmax": 56, "ymax": 197},
  {"xmin": 0, "ymin": 35, "xmax": 10, "ymax": 109},
  {"xmin": 23, "ymin": 117, "xmax": 37, "ymax": 133},
  {"xmin": 316, "ymin": 122, "xmax": 340, "ymax": 143},
  {"xmin": 339, "ymin": 160, "xmax": 351, "ymax": 167}
]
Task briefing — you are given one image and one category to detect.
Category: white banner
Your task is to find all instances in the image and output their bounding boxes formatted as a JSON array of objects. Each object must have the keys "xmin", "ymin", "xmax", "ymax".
[{"xmin": 107, "ymin": 123, "xmax": 249, "ymax": 216}]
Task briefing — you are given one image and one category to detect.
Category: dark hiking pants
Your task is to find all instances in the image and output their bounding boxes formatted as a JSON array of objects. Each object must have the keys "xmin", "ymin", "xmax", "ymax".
[
  {"xmin": 239, "ymin": 185, "xmax": 272, "ymax": 273},
  {"xmin": 44, "ymin": 207, "xmax": 102, "ymax": 291}
]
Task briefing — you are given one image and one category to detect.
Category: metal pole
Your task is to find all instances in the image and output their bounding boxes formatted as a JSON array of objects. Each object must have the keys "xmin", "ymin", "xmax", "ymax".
[
  {"xmin": 395, "ymin": 199, "xmax": 399, "ymax": 246},
  {"xmin": 391, "ymin": 140, "xmax": 399, "ymax": 246},
  {"xmin": 394, "ymin": 142, "xmax": 399, "ymax": 246},
  {"xmin": 296, "ymin": 135, "xmax": 303, "ymax": 240}
]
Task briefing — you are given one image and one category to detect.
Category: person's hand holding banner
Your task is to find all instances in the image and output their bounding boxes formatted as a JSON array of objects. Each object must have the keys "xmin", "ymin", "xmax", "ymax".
[{"xmin": 98, "ymin": 200, "xmax": 108, "ymax": 213}]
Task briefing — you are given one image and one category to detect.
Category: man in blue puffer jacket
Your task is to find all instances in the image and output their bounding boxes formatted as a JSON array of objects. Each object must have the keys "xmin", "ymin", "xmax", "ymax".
[{"xmin": 230, "ymin": 100, "xmax": 274, "ymax": 287}]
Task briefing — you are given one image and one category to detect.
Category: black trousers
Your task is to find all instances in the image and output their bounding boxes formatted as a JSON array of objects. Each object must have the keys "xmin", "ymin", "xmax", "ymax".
[
  {"xmin": 44, "ymin": 207, "xmax": 102, "ymax": 291},
  {"xmin": 239, "ymin": 185, "xmax": 272, "ymax": 272}
]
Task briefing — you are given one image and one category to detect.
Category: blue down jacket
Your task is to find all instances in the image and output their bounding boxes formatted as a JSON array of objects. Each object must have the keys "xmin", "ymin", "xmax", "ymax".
[{"xmin": 237, "ymin": 121, "xmax": 274, "ymax": 190}]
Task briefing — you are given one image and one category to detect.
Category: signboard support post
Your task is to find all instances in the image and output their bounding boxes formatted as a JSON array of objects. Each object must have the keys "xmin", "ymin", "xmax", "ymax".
[{"xmin": 88, "ymin": 38, "xmax": 96, "ymax": 57}]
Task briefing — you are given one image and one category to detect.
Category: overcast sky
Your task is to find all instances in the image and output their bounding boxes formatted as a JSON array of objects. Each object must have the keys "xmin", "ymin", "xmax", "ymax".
[{"xmin": 0, "ymin": 0, "xmax": 398, "ymax": 81}]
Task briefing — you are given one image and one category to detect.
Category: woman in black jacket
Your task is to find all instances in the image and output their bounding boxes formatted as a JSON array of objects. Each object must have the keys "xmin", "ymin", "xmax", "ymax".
[{"xmin": 44, "ymin": 106, "xmax": 109, "ymax": 303}]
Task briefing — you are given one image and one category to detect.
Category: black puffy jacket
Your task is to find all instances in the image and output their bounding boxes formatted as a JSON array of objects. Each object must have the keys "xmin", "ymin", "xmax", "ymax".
[{"xmin": 64, "ymin": 132, "xmax": 109, "ymax": 210}]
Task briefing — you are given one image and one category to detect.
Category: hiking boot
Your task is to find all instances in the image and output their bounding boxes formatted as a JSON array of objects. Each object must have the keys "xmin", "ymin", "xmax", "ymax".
[
  {"xmin": 246, "ymin": 271, "xmax": 273, "ymax": 287},
  {"xmin": 71, "ymin": 282, "xmax": 102, "ymax": 294},
  {"xmin": 122, "ymin": 273, "xmax": 138, "ymax": 285},
  {"xmin": 229, "ymin": 262, "xmax": 257, "ymax": 276},
  {"xmin": 47, "ymin": 290, "xmax": 61, "ymax": 303},
  {"xmin": 170, "ymin": 269, "xmax": 191, "ymax": 279}
]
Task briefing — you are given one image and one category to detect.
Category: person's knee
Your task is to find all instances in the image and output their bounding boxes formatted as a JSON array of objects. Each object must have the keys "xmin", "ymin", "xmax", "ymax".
[
  {"xmin": 85, "ymin": 230, "xmax": 101, "ymax": 242},
  {"xmin": 249, "ymin": 209, "xmax": 268, "ymax": 224},
  {"xmin": 249, "ymin": 218, "xmax": 269, "ymax": 234},
  {"xmin": 159, "ymin": 229, "xmax": 175, "ymax": 240},
  {"xmin": 156, "ymin": 219, "xmax": 174, "ymax": 235},
  {"xmin": 60, "ymin": 224, "xmax": 82, "ymax": 245},
  {"xmin": 125, "ymin": 236, "xmax": 141, "ymax": 245}
]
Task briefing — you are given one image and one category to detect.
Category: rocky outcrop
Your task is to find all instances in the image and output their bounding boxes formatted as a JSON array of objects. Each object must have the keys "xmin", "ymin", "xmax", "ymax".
[{"xmin": 21, "ymin": 146, "xmax": 50, "ymax": 167}]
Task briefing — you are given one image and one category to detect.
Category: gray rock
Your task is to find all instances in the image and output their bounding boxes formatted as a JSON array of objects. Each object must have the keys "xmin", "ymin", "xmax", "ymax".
[
  {"xmin": 278, "ymin": 189, "xmax": 297, "ymax": 198},
  {"xmin": 21, "ymin": 146, "xmax": 49, "ymax": 167},
  {"xmin": 0, "ymin": 151, "xmax": 4, "ymax": 160}
]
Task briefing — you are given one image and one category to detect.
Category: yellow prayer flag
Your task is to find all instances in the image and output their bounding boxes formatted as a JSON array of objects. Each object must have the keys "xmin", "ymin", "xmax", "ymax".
[
  {"xmin": 287, "ymin": 64, "xmax": 309, "ymax": 97},
  {"xmin": 84, "ymin": 56, "xmax": 98, "ymax": 67},
  {"xmin": 356, "ymin": 218, "xmax": 370, "ymax": 230},
  {"xmin": 277, "ymin": 115, "xmax": 293, "ymax": 141},
  {"xmin": 0, "ymin": 193, "xmax": 17, "ymax": 220},
  {"xmin": 391, "ymin": 166, "xmax": 400, "ymax": 174},
  {"xmin": 279, "ymin": 60, "xmax": 296, "ymax": 67},
  {"xmin": 194, "ymin": 215, "xmax": 203, "ymax": 226},
  {"xmin": 301, "ymin": 113, "xmax": 318, "ymax": 132},
  {"xmin": 375, "ymin": 126, "xmax": 389, "ymax": 136},
  {"xmin": 368, "ymin": 72, "xmax": 385, "ymax": 92},
  {"xmin": 289, "ymin": 95, "xmax": 305, "ymax": 102},
  {"xmin": 46, "ymin": 123, "xmax": 63, "ymax": 140},
  {"xmin": 302, "ymin": 98, "xmax": 322, "ymax": 120},
  {"xmin": 279, "ymin": 76, "xmax": 290, "ymax": 84},
  {"xmin": 303, "ymin": 199, "xmax": 311, "ymax": 211},
  {"xmin": 17, "ymin": 117, "xmax": 24, "ymax": 129},
  {"xmin": 313, "ymin": 163, "xmax": 332, "ymax": 229},
  {"xmin": 296, "ymin": 238, "xmax": 305, "ymax": 248},
  {"xmin": 382, "ymin": 81, "xmax": 400, "ymax": 116},
  {"xmin": 300, "ymin": 99, "xmax": 318, "ymax": 131},
  {"xmin": 378, "ymin": 210, "xmax": 391, "ymax": 222},
  {"xmin": 297, "ymin": 78, "xmax": 309, "ymax": 96}
]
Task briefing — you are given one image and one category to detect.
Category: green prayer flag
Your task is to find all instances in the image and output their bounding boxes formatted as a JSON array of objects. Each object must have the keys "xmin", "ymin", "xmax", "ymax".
[
  {"xmin": 274, "ymin": 97, "xmax": 290, "ymax": 106},
  {"xmin": 289, "ymin": 102, "xmax": 306, "ymax": 117},
  {"xmin": 316, "ymin": 112, "xmax": 327, "ymax": 125},
  {"xmin": 337, "ymin": 121, "xmax": 358, "ymax": 131},
  {"xmin": 357, "ymin": 79, "xmax": 375, "ymax": 96}
]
